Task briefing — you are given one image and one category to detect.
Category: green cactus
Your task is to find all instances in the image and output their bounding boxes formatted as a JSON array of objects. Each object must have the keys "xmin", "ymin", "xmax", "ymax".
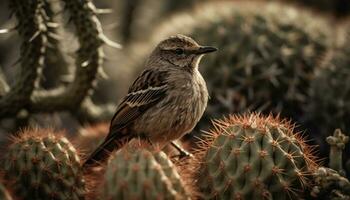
[
  {"xmin": 102, "ymin": 145, "xmax": 190, "ymax": 200},
  {"xmin": 0, "ymin": 181, "xmax": 12, "ymax": 200},
  {"xmin": 2, "ymin": 129, "xmax": 86, "ymax": 200},
  {"xmin": 326, "ymin": 129, "xmax": 349, "ymax": 176},
  {"xmin": 0, "ymin": 0, "xmax": 48, "ymax": 116},
  {"xmin": 130, "ymin": 1, "xmax": 332, "ymax": 132},
  {"xmin": 0, "ymin": 0, "xmax": 118, "ymax": 123},
  {"xmin": 193, "ymin": 113, "xmax": 317, "ymax": 199},
  {"xmin": 40, "ymin": 0, "xmax": 70, "ymax": 89}
]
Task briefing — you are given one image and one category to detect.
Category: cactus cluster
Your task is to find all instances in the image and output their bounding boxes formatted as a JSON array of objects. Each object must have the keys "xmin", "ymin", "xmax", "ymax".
[
  {"xmin": 192, "ymin": 113, "xmax": 317, "ymax": 199},
  {"xmin": 311, "ymin": 167, "xmax": 350, "ymax": 200},
  {"xmin": 310, "ymin": 129, "xmax": 350, "ymax": 200},
  {"xmin": 102, "ymin": 144, "xmax": 190, "ymax": 200},
  {"xmin": 2, "ymin": 129, "xmax": 86, "ymax": 200}
]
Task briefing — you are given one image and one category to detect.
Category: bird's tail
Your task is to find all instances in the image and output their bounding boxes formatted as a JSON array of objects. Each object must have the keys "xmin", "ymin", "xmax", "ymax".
[{"xmin": 82, "ymin": 133, "xmax": 131, "ymax": 167}]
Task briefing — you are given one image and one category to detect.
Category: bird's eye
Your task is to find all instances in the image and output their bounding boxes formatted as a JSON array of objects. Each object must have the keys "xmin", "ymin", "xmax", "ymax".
[{"xmin": 175, "ymin": 48, "xmax": 184, "ymax": 55}]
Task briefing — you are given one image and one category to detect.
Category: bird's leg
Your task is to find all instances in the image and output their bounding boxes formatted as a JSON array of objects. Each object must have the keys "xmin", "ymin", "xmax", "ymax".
[{"xmin": 171, "ymin": 141, "xmax": 193, "ymax": 159}]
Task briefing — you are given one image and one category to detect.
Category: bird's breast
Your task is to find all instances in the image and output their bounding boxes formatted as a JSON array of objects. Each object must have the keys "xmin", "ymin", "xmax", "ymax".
[{"xmin": 133, "ymin": 71, "xmax": 208, "ymax": 146}]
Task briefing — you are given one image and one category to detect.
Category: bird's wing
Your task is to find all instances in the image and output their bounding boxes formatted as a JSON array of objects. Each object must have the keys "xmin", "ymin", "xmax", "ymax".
[{"xmin": 107, "ymin": 69, "xmax": 169, "ymax": 138}]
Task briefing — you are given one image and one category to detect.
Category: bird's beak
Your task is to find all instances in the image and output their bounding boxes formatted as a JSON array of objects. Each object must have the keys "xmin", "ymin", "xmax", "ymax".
[{"xmin": 195, "ymin": 46, "xmax": 218, "ymax": 55}]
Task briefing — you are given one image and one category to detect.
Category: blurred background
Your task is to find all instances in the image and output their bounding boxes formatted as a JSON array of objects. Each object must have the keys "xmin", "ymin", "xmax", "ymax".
[{"xmin": 0, "ymin": 0, "xmax": 349, "ymax": 174}]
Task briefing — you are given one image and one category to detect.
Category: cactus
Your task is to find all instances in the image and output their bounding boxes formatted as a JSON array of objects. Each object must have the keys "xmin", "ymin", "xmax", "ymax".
[
  {"xmin": 311, "ymin": 167, "xmax": 350, "ymax": 200},
  {"xmin": 326, "ymin": 129, "xmax": 349, "ymax": 176},
  {"xmin": 284, "ymin": 0, "xmax": 350, "ymax": 17},
  {"xmin": 310, "ymin": 130, "xmax": 350, "ymax": 200},
  {"xmin": 193, "ymin": 113, "xmax": 317, "ymax": 199},
  {"xmin": 102, "ymin": 144, "xmax": 190, "ymax": 200},
  {"xmin": 2, "ymin": 129, "xmax": 86, "ymax": 200},
  {"xmin": 0, "ymin": 0, "xmax": 118, "ymax": 123},
  {"xmin": 130, "ymin": 1, "xmax": 332, "ymax": 132},
  {"xmin": 0, "ymin": 0, "xmax": 48, "ymax": 116},
  {"xmin": 304, "ymin": 36, "xmax": 350, "ymax": 144}
]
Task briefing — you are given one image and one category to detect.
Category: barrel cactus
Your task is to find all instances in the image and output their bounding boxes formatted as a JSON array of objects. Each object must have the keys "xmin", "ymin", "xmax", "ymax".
[
  {"xmin": 2, "ymin": 129, "xmax": 86, "ymax": 200},
  {"xmin": 102, "ymin": 144, "xmax": 190, "ymax": 200},
  {"xmin": 193, "ymin": 113, "xmax": 317, "ymax": 199},
  {"xmin": 132, "ymin": 1, "xmax": 332, "ymax": 132}
]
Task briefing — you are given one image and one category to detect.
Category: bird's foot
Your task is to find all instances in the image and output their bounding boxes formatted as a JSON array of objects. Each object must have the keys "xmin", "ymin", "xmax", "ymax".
[{"xmin": 171, "ymin": 141, "xmax": 193, "ymax": 159}]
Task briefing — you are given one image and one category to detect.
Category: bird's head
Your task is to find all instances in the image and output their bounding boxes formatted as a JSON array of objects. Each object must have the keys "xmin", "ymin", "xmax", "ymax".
[{"xmin": 149, "ymin": 34, "xmax": 217, "ymax": 69}]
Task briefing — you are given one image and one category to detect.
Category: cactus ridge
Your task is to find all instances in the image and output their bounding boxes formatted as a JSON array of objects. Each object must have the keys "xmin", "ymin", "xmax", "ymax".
[
  {"xmin": 193, "ymin": 113, "xmax": 317, "ymax": 199},
  {"xmin": 2, "ymin": 129, "xmax": 86, "ymax": 200}
]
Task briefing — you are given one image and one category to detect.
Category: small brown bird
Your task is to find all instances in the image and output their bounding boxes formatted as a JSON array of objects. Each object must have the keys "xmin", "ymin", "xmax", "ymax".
[{"xmin": 83, "ymin": 34, "xmax": 216, "ymax": 166}]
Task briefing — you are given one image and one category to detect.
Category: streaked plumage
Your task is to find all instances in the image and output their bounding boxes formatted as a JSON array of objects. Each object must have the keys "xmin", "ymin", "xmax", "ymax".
[{"xmin": 83, "ymin": 35, "xmax": 217, "ymax": 167}]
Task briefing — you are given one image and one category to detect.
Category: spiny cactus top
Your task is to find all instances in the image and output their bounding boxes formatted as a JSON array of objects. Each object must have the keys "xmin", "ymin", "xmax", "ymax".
[
  {"xmin": 2, "ymin": 129, "xmax": 86, "ymax": 200},
  {"xmin": 193, "ymin": 113, "xmax": 317, "ymax": 200},
  {"xmin": 103, "ymin": 144, "xmax": 190, "ymax": 200}
]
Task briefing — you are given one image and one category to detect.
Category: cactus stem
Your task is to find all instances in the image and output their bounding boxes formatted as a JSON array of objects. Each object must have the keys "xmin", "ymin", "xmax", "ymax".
[{"xmin": 326, "ymin": 129, "xmax": 349, "ymax": 176}]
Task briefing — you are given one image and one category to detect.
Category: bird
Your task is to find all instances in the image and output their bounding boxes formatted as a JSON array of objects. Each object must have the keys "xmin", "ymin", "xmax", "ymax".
[{"xmin": 83, "ymin": 34, "xmax": 217, "ymax": 167}]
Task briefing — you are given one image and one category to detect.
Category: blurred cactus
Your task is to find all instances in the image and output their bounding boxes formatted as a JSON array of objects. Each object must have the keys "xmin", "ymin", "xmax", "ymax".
[
  {"xmin": 0, "ymin": 0, "xmax": 119, "ymax": 123},
  {"xmin": 0, "ymin": 180, "xmax": 12, "ymax": 200},
  {"xmin": 115, "ymin": 0, "xmax": 203, "ymax": 44},
  {"xmin": 0, "ymin": 0, "xmax": 48, "ymax": 116},
  {"xmin": 305, "ymin": 35, "xmax": 350, "ymax": 145},
  {"xmin": 132, "ymin": 1, "xmax": 332, "ymax": 132},
  {"xmin": 326, "ymin": 129, "xmax": 349, "ymax": 176},
  {"xmin": 310, "ymin": 129, "xmax": 350, "ymax": 200},
  {"xmin": 102, "ymin": 144, "xmax": 190, "ymax": 200},
  {"xmin": 40, "ymin": 0, "xmax": 70, "ymax": 89},
  {"xmin": 193, "ymin": 113, "xmax": 317, "ymax": 199},
  {"xmin": 311, "ymin": 167, "xmax": 350, "ymax": 200},
  {"xmin": 283, "ymin": 0, "xmax": 350, "ymax": 18},
  {"xmin": 2, "ymin": 129, "xmax": 86, "ymax": 200}
]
